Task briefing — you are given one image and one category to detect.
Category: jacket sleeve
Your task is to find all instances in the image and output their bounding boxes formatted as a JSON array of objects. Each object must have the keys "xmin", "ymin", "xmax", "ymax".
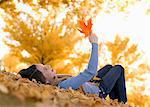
[{"xmin": 58, "ymin": 43, "xmax": 98, "ymax": 89}]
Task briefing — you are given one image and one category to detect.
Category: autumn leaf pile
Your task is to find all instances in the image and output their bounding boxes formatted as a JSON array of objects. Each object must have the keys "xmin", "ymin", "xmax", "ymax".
[{"xmin": 0, "ymin": 72, "xmax": 130, "ymax": 107}]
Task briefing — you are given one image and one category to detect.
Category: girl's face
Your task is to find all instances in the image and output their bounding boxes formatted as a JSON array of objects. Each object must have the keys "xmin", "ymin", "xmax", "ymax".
[{"xmin": 35, "ymin": 64, "xmax": 58, "ymax": 84}]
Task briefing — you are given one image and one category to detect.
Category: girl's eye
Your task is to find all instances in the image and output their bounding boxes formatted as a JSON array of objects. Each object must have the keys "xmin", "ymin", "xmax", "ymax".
[
  {"xmin": 53, "ymin": 76, "xmax": 56, "ymax": 79},
  {"xmin": 51, "ymin": 69, "xmax": 53, "ymax": 72}
]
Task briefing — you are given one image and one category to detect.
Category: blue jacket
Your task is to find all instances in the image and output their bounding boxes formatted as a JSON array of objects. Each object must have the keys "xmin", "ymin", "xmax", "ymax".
[{"xmin": 58, "ymin": 43, "xmax": 99, "ymax": 95}]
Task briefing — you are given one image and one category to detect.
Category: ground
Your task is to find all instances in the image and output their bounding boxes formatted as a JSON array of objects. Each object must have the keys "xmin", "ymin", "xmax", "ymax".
[{"xmin": 0, "ymin": 72, "xmax": 130, "ymax": 107}]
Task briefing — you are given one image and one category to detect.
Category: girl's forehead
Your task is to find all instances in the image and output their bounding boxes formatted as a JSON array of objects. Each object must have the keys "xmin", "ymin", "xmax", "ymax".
[
  {"xmin": 35, "ymin": 64, "xmax": 44, "ymax": 71},
  {"xmin": 35, "ymin": 64, "xmax": 51, "ymax": 67},
  {"xmin": 35, "ymin": 64, "xmax": 53, "ymax": 72},
  {"xmin": 44, "ymin": 65, "xmax": 51, "ymax": 68},
  {"xmin": 35, "ymin": 64, "xmax": 44, "ymax": 67}
]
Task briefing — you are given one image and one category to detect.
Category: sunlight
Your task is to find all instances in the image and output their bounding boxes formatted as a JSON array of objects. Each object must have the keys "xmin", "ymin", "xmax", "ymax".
[
  {"xmin": 0, "ymin": 14, "xmax": 9, "ymax": 59},
  {"xmin": 94, "ymin": 1, "xmax": 150, "ymax": 62},
  {"xmin": 0, "ymin": 0, "xmax": 149, "ymax": 72},
  {"xmin": 92, "ymin": 1, "xmax": 150, "ymax": 95}
]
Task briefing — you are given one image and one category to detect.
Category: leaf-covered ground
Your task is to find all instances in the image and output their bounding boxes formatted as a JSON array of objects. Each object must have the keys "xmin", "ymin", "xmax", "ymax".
[{"xmin": 0, "ymin": 72, "xmax": 130, "ymax": 107}]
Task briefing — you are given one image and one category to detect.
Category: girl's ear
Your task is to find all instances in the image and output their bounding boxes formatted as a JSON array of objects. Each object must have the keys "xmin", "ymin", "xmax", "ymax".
[{"xmin": 31, "ymin": 70, "xmax": 46, "ymax": 84}]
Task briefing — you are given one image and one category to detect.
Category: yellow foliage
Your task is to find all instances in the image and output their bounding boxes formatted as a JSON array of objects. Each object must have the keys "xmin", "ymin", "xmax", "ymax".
[
  {"xmin": 0, "ymin": 0, "xmax": 102, "ymax": 73},
  {"xmin": 106, "ymin": 35, "xmax": 140, "ymax": 67},
  {"xmin": 0, "ymin": 1, "xmax": 150, "ymax": 106},
  {"xmin": 2, "ymin": 54, "xmax": 20, "ymax": 72},
  {"xmin": 105, "ymin": 36, "xmax": 150, "ymax": 106},
  {"xmin": 128, "ymin": 86, "xmax": 150, "ymax": 107},
  {"xmin": 105, "ymin": 35, "xmax": 149, "ymax": 99}
]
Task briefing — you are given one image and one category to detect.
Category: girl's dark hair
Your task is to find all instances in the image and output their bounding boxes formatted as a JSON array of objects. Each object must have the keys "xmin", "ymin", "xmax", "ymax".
[{"xmin": 18, "ymin": 65, "xmax": 46, "ymax": 84}]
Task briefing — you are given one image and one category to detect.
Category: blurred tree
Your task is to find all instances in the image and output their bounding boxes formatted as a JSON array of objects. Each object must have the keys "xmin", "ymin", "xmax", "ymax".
[
  {"xmin": 106, "ymin": 35, "xmax": 141, "ymax": 81},
  {"xmin": 128, "ymin": 81, "xmax": 150, "ymax": 107},
  {"xmin": 106, "ymin": 36, "xmax": 150, "ymax": 106},
  {"xmin": 0, "ymin": 60, "xmax": 5, "ymax": 72},
  {"xmin": 2, "ymin": 54, "xmax": 20, "ymax": 72},
  {"xmin": 0, "ymin": 0, "xmax": 150, "ymax": 106},
  {"xmin": 0, "ymin": 0, "xmax": 102, "ymax": 73}
]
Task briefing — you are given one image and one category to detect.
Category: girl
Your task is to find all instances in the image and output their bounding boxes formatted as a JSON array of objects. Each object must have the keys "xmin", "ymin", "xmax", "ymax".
[{"xmin": 19, "ymin": 32, "xmax": 127, "ymax": 103}]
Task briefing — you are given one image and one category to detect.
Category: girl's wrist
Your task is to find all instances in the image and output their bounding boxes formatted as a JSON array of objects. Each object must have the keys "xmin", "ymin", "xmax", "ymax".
[{"xmin": 91, "ymin": 42, "xmax": 98, "ymax": 44}]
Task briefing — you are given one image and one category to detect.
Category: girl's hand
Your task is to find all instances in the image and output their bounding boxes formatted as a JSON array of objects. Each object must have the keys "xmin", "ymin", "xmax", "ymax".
[{"xmin": 88, "ymin": 32, "xmax": 98, "ymax": 44}]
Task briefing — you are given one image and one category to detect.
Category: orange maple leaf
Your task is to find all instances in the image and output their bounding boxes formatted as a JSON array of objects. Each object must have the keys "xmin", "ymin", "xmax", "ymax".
[{"xmin": 78, "ymin": 18, "xmax": 93, "ymax": 37}]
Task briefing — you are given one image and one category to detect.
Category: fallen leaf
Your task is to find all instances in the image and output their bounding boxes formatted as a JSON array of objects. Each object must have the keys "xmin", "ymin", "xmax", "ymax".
[{"xmin": 78, "ymin": 18, "xmax": 93, "ymax": 37}]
